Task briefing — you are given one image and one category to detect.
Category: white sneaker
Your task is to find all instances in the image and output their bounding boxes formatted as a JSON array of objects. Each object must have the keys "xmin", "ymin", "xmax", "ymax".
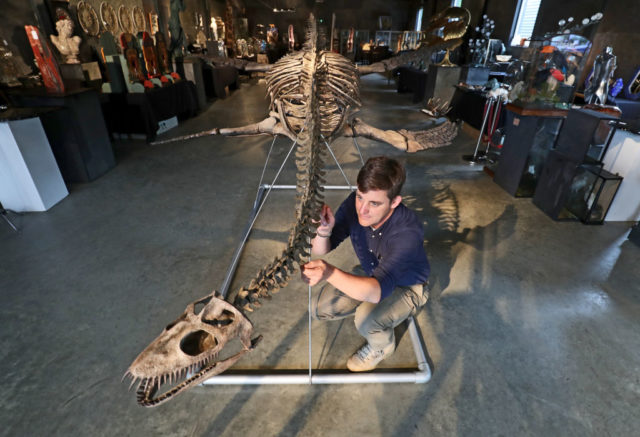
[{"xmin": 346, "ymin": 342, "xmax": 395, "ymax": 372}]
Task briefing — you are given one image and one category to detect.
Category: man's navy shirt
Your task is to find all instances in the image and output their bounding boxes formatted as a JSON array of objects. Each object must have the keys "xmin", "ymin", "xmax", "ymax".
[{"xmin": 329, "ymin": 192, "xmax": 430, "ymax": 300}]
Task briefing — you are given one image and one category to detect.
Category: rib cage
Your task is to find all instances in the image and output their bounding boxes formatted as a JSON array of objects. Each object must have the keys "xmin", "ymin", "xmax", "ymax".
[{"xmin": 265, "ymin": 44, "xmax": 360, "ymax": 140}]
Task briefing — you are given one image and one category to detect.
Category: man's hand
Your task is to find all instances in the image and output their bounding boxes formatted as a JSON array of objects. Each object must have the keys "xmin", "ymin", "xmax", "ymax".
[
  {"xmin": 315, "ymin": 204, "xmax": 335, "ymax": 236},
  {"xmin": 300, "ymin": 260, "xmax": 335, "ymax": 287}
]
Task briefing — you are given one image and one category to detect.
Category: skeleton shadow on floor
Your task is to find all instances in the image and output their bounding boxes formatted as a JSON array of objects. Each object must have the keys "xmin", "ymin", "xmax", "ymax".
[{"xmin": 394, "ymin": 176, "xmax": 516, "ymax": 340}]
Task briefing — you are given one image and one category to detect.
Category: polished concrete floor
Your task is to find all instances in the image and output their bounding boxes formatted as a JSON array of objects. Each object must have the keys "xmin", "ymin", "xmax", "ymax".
[{"xmin": 1, "ymin": 74, "xmax": 639, "ymax": 436}]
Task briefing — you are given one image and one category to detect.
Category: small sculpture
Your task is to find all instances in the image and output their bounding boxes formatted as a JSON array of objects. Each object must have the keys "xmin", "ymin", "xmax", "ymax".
[
  {"xmin": 585, "ymin": 46, "xmax": 617, "ymax": 105},
  {"xmin": 51, "ymin": 18, "xmax": 81, "ymax": 64}
]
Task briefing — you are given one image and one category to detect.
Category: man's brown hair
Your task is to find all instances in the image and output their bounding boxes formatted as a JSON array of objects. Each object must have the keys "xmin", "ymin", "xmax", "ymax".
[{"xmin": 356, "ymin": 156, "xmax": 406, "ymax": 200}]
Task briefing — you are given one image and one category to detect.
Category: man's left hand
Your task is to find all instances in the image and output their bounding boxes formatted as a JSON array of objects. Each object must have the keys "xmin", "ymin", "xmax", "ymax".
[{"xmin": 300, "ymin": 260, "xmax": 334, "ymax": 287}]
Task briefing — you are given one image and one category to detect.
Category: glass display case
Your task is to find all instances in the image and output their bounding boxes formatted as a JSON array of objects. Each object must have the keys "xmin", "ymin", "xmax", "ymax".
[
  {"xmin": 374, "ymin": 31, "xmax": 402, "ymax": 52},
  {"xmin": 401, "ymin": 31, "xmax": 424, "ymax": 51},
  {"xmin": 510, "ymin": 34, "xmax": 592, "ymax": 109},
  {"xmin": 562, "ymin": 165, "xmax": 622, "ymax": 224},
  {"xmin": 339, "ymin": 29, "xmax": 369, "ymax": 56},
  {"xmin": 493, "ymin": 104, "xmax": 567, "ymax": 197}
]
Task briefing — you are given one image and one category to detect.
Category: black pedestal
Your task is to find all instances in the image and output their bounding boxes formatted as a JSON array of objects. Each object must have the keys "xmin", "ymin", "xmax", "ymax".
[
  {"xmin": 460, "ymin": 66, "xmax": 490, "ymax": 86},
  {"xmin": 493, "ymin": 104, "xmax": 567, "ymax": 197},
  {"xmin": 425, "ymin": 65, "xmax": 461, "ymax": 104},
  {"xmin": 9, "ymin": 88, "xmax": 116, "ymax": 183}
]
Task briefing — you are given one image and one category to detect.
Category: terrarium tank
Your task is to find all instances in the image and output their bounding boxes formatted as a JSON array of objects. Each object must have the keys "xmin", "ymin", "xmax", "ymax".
[{"xmin": 510, "ymin": 34, "xmax": 592, "ymax": 109}]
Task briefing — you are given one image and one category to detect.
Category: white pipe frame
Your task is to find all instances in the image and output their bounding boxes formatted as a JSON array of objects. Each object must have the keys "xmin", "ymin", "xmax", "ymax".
[{"xmin": 205, "ymin": 136, "xmax": 432, "ymax": 386}]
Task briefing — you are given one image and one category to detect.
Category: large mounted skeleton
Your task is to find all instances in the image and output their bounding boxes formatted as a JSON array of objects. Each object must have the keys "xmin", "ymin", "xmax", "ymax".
[{"xmin": 125, "ymin": 16, "xmax": 454, "ymax": 407}]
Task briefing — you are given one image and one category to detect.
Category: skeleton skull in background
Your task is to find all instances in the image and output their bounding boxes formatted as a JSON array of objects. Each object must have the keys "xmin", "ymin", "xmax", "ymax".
[{"xmin": 125, "ymin": 293, "xmax": 258, "ymax": 407}]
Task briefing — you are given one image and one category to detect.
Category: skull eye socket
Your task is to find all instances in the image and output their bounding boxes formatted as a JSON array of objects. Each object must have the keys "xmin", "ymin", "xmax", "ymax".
[{"xmin": 180, "ymin": 330, "xmax": 218, "ymax": 356}]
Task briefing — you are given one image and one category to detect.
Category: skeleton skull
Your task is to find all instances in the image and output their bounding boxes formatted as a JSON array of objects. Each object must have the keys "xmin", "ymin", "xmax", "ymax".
[{"xmin": 125, "ymin": 293, "xmax": 258, "ymax": 407}]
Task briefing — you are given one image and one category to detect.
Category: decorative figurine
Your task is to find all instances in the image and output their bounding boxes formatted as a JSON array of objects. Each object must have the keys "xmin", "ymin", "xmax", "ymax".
[
  {"xmin": 584, "ymin": 46, "xmax": 617, "ymax": 105},
  {"xmin": 51, "ymin": 18, "xmax": 81, "ymax": 64}
]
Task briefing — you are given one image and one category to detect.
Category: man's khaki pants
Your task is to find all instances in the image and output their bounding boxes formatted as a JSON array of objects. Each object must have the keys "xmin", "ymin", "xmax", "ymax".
[{"xmin": 310, "ymin": 266, "xmax": 429, "ymax": 351}]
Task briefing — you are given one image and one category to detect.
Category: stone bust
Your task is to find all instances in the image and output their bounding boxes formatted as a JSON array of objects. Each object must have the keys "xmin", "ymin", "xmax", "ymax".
[{"xmin": 51, "ymin": 18, "xmax": 81, "ymax": 64}]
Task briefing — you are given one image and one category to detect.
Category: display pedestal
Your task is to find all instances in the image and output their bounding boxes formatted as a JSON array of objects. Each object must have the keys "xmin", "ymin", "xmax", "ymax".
[
  {"xmin": 425, "ymin": 65, "xmax": 461, "ymax": 104},
  {"xmin": 397, "ymin": 66, "xmax": 428, "ymax": 103},
  {"xmin": 59, "ymin": 63, "xmax": 84, "ymax": 90},
  {"xmin": 628, "ymin": 223, "xmax": 640, "ymax": 246},
  {"xmin": 0, "ymin": 108, "xmax": 68, "ymax": 212},
  {"xmin": 602, "ymin": 129, "xmax": 640, "ymax": 221},
  {"xmin": 9, "ymin": 88, "xmax": 116, "ymax": 182},
  {"xmin": 201, "ymin": 64, "xmax": 239, "ymax": 99},
  {"xmin": 174, "ymin": 57, "xmax": 206, "ymax": 109},
  {"xmin": 450, "ymin": 85, "xmax": 506, "ymax": 130},
  {"xmin": 102, "ymin": 80, "xmax": 198, "ymax": 141},
  {"xmin": 494, "ymin": 104, "xmax": 567, "ymax": 197},
  {"xmin": 460, "ymin": 66, "xmax": 490, "ymax": 86}
]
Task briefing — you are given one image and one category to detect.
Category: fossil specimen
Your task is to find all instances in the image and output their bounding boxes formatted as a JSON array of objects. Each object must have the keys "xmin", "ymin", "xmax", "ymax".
[
  {"xmin": 126, "ymin": 16, "xmax": 455, "ymax": 407},
  {"xmin": 357, "ymin": 7, "xmax": 471, "ymax": 74}
]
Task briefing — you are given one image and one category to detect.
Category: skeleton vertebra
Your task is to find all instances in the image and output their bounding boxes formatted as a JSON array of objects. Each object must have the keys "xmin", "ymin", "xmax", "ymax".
[
  {"xmin": 126, "ymin": 16, "xmax": 352, "ymax": 407},
  {"xmin": 127, "ymin": 15, "xmax": 457, "ymax": 407}
]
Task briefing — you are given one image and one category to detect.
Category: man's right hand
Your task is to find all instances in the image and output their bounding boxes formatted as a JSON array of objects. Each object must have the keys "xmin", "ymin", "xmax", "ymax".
[{"xmin": 316, "ymin": 204, "xmax": 335, "ymax": 236}]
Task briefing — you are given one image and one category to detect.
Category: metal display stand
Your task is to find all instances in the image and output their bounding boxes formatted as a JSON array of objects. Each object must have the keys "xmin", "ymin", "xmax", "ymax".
[
  {"xmin": 463, "ymin": 95, "xmax": 504, "ymax": 164},
  {"xmin": 0, "ymin": 202, "xmax": 18, "ymax": 232},
  {"xmin": 203, "ymin": 134, "xmax": 432, "ymax": 386}
]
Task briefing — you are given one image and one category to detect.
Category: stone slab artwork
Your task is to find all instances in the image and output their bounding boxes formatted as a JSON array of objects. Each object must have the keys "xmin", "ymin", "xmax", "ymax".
[
  {"xmin": 100, "ymin": 2, "xmax": 119, "ymax": 34},
  {"xmin": 118, "ymin": 5, "xmax": 134, "ymax": 35},
  {"xmin": 76, "ymin": 1, "xmax": 100, "ymax": 36},
  {"xmin": 133, "ymin": 6, "xmax": 146, "ymax": 33},
  {"xmin": 25, "ymin": 25, "xmax": 65, "ymax": 93}
]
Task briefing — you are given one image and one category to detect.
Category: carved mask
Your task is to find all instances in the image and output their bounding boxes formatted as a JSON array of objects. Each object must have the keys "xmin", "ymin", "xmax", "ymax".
[{"xmin": 125, "ymin": 293, "xmax": 256, "ymax": 406}]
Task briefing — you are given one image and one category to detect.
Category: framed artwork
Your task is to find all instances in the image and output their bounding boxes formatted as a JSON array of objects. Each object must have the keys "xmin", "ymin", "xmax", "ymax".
[
  {"xmin": 100, "ymin": 2, "xmax": 119, "ymax": 34},
  {"xmin": 118, "ymin": 5, "xmax": 134, "ymax": 34},
  {"xmin": 132, "ymin": 6, "xmax": 146, "ymax": 33},
  {"xmin": 76, "ymin": 1, "xmax": 100, "ymax": 36}
]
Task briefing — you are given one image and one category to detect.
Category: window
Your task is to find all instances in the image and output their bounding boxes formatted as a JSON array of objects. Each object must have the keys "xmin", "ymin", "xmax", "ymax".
[
  {"xmin": 451, "ymin": 0, "xmax": 462, "ymax": 6},
  {"xmin": 510, "ymin": 0, "xmax": 542, "ymax": 46},
  {"xmin": 415, "ymin": 7, "xmax": 423, "ymax": 31}
]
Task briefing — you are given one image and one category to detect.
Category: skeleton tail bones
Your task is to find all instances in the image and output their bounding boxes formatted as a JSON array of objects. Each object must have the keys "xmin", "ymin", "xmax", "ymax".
[{"xmin": 125, "ymin": 16, "xmax": 336, "ymax": 407}]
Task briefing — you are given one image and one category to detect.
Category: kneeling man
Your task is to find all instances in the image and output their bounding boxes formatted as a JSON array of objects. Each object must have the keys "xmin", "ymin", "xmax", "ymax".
[{"xmin": 301, "ymin": 156, "xmax": 430, "ymax": 371}]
